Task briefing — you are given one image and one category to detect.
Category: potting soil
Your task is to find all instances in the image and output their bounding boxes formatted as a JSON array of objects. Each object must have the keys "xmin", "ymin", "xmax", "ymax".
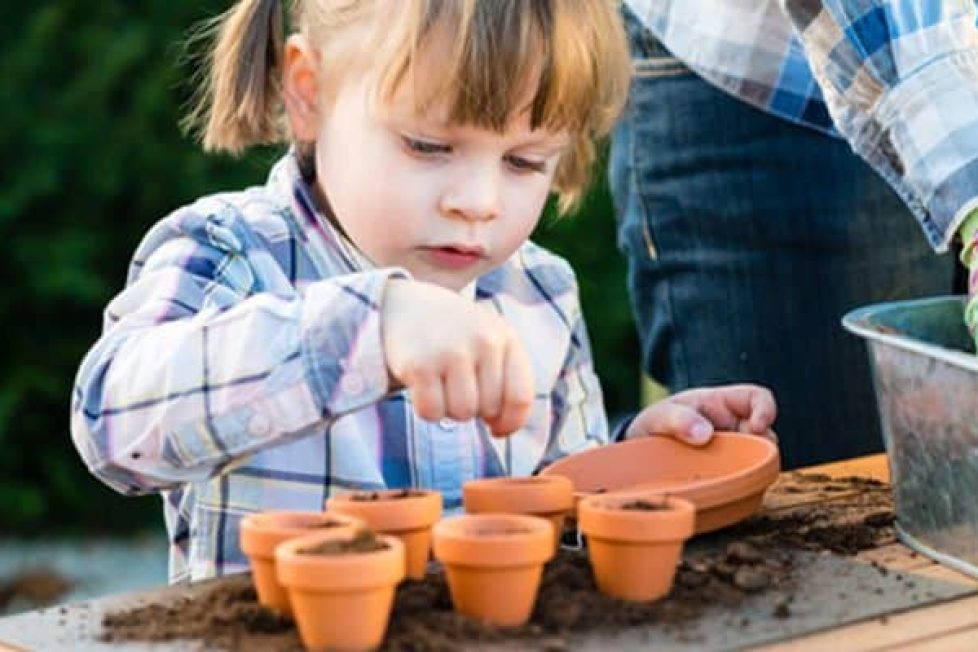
[{"xmin": 98, "ymin": 473, "xmax": 895, "ymax": 651}]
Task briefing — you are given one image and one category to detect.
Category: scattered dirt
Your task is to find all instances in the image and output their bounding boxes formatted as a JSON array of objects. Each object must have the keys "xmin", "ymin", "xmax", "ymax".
[
  {"xmin": 620, "ymin": 499, "xmax": 670, "ymax": 511},
  {"xmin": 0, "ymin": 569, "xmax": 75, "ymax": 612},
  {"xmin": 299, "ymin": 529, "xmax": 388, "ymax": 555},
  {"xmin": 308, "ymin": 519, "xmax": 347, "ymax": 529},
  {"xmin": 351, "ymin": 489, "xmax": 426, "ymax": 501},
  {"xmin": 98, "ymin": 473, "xmax": 896, "ymax": 651}
]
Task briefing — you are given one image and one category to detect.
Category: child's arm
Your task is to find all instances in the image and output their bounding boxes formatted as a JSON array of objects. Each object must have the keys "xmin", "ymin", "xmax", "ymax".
[
  {"xmin": 623, "ymin": 385, "xmax": 778, "ymax": 445},
  {"xmin": 71, "ymin": 207, "xmax": 401, "ymax": 496}
]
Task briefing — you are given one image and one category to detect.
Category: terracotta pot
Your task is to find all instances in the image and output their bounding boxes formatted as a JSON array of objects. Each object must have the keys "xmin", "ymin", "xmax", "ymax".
[
  {"xmin": 462, "ymin": 475, "xmax": 574, "ymax": 552},
  {"xmin": 432, "ymin": 513, "xmax": 553, "ymax": 627},
  {"xmin": 540, "ymin": 432, "xmax": 780, "ymax": 533},
  {"xmin": 239, "ymin": 510, "xmax": 363, "ymax": 615},
  {"xmin": 326, "ymin": 489, "xmax": 442, "ymax": 580},
  {"xmin": 578, "ymin": 493, "xmax": 695, "ymax": 602},
  {"xmin": 276, "ymin": 529, "xmax": 405, "ymax": 651}
]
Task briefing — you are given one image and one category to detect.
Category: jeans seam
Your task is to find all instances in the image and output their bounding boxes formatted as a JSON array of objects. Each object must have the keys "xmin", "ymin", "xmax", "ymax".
[{"xmin": 625, "ymin": 104, "xmax": 687, "ymax": 389}]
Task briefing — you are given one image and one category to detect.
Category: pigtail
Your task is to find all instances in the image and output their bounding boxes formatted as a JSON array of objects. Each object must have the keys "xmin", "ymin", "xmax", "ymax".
[{"xmin": 184, "ymin": 0, "xmax": 286, "ymax": 154}]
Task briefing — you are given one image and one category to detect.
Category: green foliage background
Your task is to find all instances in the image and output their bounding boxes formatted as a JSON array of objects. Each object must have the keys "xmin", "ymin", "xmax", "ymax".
[{"xmin": 0, "ymin": 2, "xmax": 638, "ymax": 534}]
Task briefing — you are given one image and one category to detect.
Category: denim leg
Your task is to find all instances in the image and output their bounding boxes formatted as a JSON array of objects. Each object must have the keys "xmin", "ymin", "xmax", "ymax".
[{"xmin": 609, "ymin": 12, "xmax": 955, "ymax": 469}]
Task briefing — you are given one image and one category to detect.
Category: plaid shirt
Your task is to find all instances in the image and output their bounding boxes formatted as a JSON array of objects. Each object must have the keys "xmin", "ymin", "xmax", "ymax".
[
  {"xmin": 626, "ymin": 0, "xmax": 978, "ymax": 252},
  {"xmin": 71, "ymin": 153, "xmax": 608, "ymax": 582}
]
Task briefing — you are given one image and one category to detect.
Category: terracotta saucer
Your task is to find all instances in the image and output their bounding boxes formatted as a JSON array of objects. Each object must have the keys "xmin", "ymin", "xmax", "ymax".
[{"xmin": 539, "ymin": 432, "xmax": 780, "ymax": 533}]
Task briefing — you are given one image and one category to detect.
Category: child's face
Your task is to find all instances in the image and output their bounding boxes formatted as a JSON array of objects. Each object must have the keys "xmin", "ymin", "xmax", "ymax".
[{"xmin": 311, "ymin": 67, "xmax": 568, "ymax": 292}]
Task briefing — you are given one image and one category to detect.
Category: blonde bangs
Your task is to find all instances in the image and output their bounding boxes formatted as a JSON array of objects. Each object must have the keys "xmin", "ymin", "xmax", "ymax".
[{"xmin": 369, "ymin": 0, "xmax": 631, "ymax": 212}]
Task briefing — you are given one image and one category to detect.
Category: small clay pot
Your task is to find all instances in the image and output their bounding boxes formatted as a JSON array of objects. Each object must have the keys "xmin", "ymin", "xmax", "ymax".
[
  {"xmin": 326, "ymin": 488, "xmax": 442, "ymax": 580},
  {"xmin": 432, "ymin": 513, "xmax": 554, "ymax": 627},
  {"xmin": 462, "ymin": 475, "xmax": 574, "ymax": 552},
  {"xmin": 276, "ymin": 528, "xmax": 405, "ymax": 651},
  {"xmin": 239, "ymin": 510, "xmax": 362, "ymax": 615},
  {"xmin": 578, "ymin": 493, "xmax": 695, "ymax": 602}
]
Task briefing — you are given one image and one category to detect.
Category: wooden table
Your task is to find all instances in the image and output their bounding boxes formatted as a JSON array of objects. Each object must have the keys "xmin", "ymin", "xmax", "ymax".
[
  {"xmin": 0, "ymin": 454, "xmax": 976, "ymax": 651},
  {"xmin": 757, "ymin": 455, "xmax": 978, "ymax": 652}
]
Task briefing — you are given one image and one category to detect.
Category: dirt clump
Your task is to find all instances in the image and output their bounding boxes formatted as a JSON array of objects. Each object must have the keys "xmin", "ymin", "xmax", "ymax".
[
  {"xmin": 100, "ymin": 575, "xmax": 297, "ymax": 651},
  {"xmin": 299, "ymin": 529, "xmax": 388, "ymax": 555},
  {"xmin": 0, "ymin": 568, "xmax": 74, "ymax": 613},
  {"xmin": 351, "ymin": 489, "xmax": 426, "ymax": 501},
  {"xmin": 619, "ymin": 499, "xmax": 670, "ymax": 511}
]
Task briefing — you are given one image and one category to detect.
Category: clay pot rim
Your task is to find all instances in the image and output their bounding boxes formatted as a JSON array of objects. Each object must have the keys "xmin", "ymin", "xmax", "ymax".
[
  {"xmin": 546, "ymin": 432, "xmax": 779, "ymax": 511},
  {"xmin": 326, "ymin": 488, "xmax": 443, "ymax": 532},
  {"xmin": 239, "ymin": 510, "xmax": 363, "ymax": 558},
  {"xmin": 275, "ymin": 529, "xmax": 405, "ymax": 590},
  {"xmin": 432, "ymin": 514, "xmax": 554, "ymax": 567},
  {"xmin": 463, "ymin": 475, "xmax": 574, "ymax": 515},
  {"xmin": 578, "ymin": 493, "xmax": 696, "ymax": 543}
]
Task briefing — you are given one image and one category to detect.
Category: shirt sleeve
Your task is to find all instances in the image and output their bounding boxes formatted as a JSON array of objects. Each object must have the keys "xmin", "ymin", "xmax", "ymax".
[
  {"xmin": 779, "ymin": 1, "xmax": 978, "ymax": 251},
  {"xmin": 70, "ymin": 207, "xmax": 403, "ymax": 496},
  {"xmin": 533, "ymin": 274, "xmax": 609, "ymax": 472}
]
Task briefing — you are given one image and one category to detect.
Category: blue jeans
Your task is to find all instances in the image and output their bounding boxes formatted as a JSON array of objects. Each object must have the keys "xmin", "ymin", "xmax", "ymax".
[{"xmin": 609, "ymin": 10, "xmax": 955, "ymax": 469}]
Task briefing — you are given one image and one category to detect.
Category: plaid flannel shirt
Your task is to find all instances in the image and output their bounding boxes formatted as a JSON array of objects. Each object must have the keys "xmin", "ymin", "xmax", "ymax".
[
  {"xmin": 71, "ymin": 153, "xmax": 608, "ymax": 582},
  {"xmin": 626, "ymin": 0, "xmax": 978, "ymax": 252}
]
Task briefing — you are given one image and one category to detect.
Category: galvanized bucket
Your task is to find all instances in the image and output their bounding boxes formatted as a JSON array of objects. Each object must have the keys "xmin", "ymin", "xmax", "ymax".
[{"xmin": 843, "ymin": 295, "xmax": 978, "ymax": 579}]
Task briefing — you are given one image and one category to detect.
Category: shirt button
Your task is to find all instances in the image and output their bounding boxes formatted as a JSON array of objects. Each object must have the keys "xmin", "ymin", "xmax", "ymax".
[
  {"xmin": 341, "ymin": 372, "xmax": 364, "ymax": 396},
  {"xmin": 438, "ymin": 418, "xmax": 457, "ymax": 430},
  {"xmin": 249, "ymin": 413, "xmax": 271, "ymax": 436}
]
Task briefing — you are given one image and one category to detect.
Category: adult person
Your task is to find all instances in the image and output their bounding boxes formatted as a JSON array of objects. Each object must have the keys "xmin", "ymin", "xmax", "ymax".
[{"xmin": 610, "ymin": 1, "xmax": 978, "ymax": 468}]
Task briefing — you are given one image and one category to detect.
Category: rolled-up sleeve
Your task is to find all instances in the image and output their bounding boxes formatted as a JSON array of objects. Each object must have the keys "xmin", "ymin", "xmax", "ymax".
[{"xmin": 71, "ymin": 208, "xmax": 403, "ymax": 495}]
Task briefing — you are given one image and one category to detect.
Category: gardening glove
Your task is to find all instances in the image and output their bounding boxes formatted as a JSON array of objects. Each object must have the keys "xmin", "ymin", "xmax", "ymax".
[{"xmin": 958, "ymin": 208, "xmax": 978, "ymax": 350}]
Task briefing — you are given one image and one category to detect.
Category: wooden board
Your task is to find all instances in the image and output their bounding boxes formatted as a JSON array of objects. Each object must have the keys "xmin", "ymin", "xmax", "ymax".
[{"xmin": 2, "ymin": 453, "xmax": 975, "ymax": 652}]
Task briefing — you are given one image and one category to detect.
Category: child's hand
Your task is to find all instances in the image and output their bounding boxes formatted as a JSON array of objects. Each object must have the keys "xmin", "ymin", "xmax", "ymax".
[
  {"xmin": 624, "ymin": 384, "xmax": 777, "ymax": 446},
  {"xmin": 382, "ymin": 279, "xmax": 535, "ymax": 437}
]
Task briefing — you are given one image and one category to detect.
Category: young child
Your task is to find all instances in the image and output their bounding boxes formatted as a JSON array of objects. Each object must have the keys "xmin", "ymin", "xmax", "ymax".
[{"xmin": 71, "ymin": 0, "xmax": 776, "ymax": 583}]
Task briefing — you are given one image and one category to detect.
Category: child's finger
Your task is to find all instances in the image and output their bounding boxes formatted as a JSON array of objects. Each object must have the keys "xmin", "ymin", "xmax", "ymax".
[
  {"xmin": 746, "ymin": 388, "xmax": 777, "ymax": 433},
  {"xmin": 633, "ymin": 401, "xmax": 714, "ymax": 446},
  {"xmin": 488, "ymin": 339, "xmax": 534, "ymax": 437},
  {"xmin": 444, "ymin": 361, "xmax": 479, "ymax": 422},
  {"xmin": 407, "ymin": 368, "xmax": 447, "ymax": 423},
  {"xmin": 476, "ymin": 345, "xmax": 505, "ymax": 425},
  {"xmin": 676, "ymin": 385, "xmax": 775, "ymax": 433}
]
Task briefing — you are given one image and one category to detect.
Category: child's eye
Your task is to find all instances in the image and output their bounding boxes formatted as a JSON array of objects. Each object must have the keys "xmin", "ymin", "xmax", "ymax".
[
  {"xmin": 402, "ymin": 135, "xmax": 451, "ymax": 155},
  {"xmin": 505, "ymin": 155, "xmax": 547, "ymax": 174}
]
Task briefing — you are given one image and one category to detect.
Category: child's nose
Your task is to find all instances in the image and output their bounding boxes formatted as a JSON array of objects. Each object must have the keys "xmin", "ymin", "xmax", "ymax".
[{"xmin": 439, "ymin": 168, "xmax": 501, "ymax": 222}]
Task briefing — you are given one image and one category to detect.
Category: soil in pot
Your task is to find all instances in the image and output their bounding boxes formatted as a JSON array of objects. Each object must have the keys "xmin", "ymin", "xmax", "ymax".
[
  {"xmin": 351, "ymin": 489, "xmax": 428, "ymax": 501},
  {"xmin": 276, "ymin": 529, "xmax": 405, "ymax": 651},
  {"xmin": 579, "ymin": 493, "xmax": 696, "ymax": 602},
  {"xmin": 299, "ymin": 529, "xmax": 389, "ymax": 555},
  {"xmin": 326, "ymin": 489, "xmax": 442, "ymax": 580},
  {"xmin": 239, "ymin": 510, "xmax": 362, "ymax": 616}
]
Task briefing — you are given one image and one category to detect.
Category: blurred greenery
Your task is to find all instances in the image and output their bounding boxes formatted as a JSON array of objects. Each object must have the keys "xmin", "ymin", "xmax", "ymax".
[{"xmin": 0, "ymin": 2, "xmax": 638, "ymax": 535}]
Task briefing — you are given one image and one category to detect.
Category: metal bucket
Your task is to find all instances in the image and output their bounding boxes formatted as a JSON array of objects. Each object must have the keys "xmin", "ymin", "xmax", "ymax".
[{"xmin": 843, "ymin": 296, "xmax": 978, "ymax": 579}]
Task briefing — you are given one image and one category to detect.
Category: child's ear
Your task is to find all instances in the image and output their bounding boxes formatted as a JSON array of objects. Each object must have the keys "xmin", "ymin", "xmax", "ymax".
[{"xmin": 283, "ymin": 34, "xmax": 320, "ymax": 141}]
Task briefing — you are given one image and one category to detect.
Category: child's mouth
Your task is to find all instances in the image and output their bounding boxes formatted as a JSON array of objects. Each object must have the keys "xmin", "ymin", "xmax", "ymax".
[{"xmin": 421, "ymin": 245, "xmax": 486, "ymax": 270}]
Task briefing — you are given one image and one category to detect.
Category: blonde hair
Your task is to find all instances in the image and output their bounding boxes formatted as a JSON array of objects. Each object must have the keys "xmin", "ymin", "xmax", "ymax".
[{"xmin": 185, "ymin": 0, "xmax": 631, "ymax": 212}]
